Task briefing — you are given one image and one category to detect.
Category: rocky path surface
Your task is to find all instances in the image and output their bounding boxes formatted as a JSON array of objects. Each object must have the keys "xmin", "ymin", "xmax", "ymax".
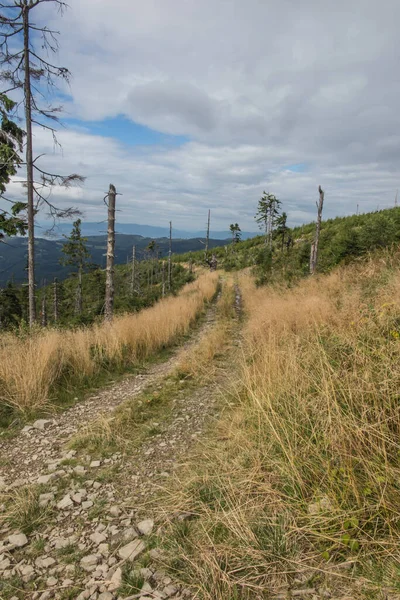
[
  {"xmin": 0, "ymin": 291, "xmax": 240, "ymax": 600},
  {"xmin": 0, "ymin": 304, "xmax": 217, "ymax": 491}
]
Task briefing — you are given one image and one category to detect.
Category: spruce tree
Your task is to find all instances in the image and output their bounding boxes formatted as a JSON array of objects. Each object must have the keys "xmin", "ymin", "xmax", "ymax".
[{"xmin": 61, "ymin": 219, "xmax": 90, "ymax": 316}]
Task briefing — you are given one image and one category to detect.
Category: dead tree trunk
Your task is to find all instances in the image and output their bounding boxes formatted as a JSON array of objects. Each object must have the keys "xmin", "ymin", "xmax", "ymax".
[
  {"xmin": 162, "ymin": 261, "xmax": 166, "ymax": 297},
  {"xmin": 310, "ymin": 185, "xmax": 325, "ymax": 275},
  {"xmin": 205, "ymin": 209, "xmax": 210, "ymax": 260},
  {"xmin": 104, "ymin": 184, "xmax": 116, "ymax": 321},
  {"xmin": 168, "ymin": 221, "xmax": 172, "ymax": 291},
  {"xmin": 53, "ymin": 277, "xmax": 59, "ymax": 323},
  {"xmin": 130, "ymin": 245, "xmax": 136, "ymax": 295},
  {"xmin": 23, "ymin": 3, "xmax": 36, "ymax": 326},
  {"xmin": 75, "ymin": 265, "xmax": 83, "ymax": 315},
  {"xmin": 41, "ymin": 281, "xmax": 47, "ymax": 327}
]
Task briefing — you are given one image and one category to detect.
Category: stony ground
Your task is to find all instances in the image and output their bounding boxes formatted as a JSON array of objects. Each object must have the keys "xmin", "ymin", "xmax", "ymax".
[{"xmin": 0, "ymin": 298, "xmax": 239, "ymax": 600}]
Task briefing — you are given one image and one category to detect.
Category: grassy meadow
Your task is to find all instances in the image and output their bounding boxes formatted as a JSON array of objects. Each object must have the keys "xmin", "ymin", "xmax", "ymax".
[{"xmin": 158, "ymin": 251, "xmax": 400, "ymax": 599}]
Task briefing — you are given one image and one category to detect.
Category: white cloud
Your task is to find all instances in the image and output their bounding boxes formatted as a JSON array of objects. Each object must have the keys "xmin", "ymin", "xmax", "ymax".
[{"xmin": 3, "ymin": 0, "xmax": 400, "ymax": 230}]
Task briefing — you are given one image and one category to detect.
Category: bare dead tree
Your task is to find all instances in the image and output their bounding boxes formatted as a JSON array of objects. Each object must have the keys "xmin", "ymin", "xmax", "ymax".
[
  {"xmin": 205, "ymin": 209, "xmax": 210, "ymax": 260},
  {"xmin": 162, "ymin": 260, "xmax": 166, "ymax": 297},
  {"xmin": 41, "ymin": 279, "xmax": 47, "ymax": 326},
  {"xmin": 75, "ymin": 265, "xmax": 82, "ymax": 315},
  {"xmin": 0, "ymin": 0, "xmax": 85, "ymax": 326},
  {"xmin": 189, "ymin": 250, "xmax": 193, "ymax": 274},
  {"xmin": 310, "ymin": 185, "xmax": 325, "ymax": 275},
  {"xmin": 104, "ymin": 184, "xmax": 116, "ymax": 321},
  {"xmin": 53, "ymin": 276, "xmax": 58, "ymax": 323},
  {"xmin": 168, "ymin": 221, "xmax": 172, "ymax": 291},
  {"xmin": 130, "ymin": 245, "xmax": 136, "ymax": 295}
]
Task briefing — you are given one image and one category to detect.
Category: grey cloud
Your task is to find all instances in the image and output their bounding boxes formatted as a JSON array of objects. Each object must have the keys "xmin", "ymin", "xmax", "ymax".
[
  {"xmin": 125, "ymin": 81, "xmax": 218, "ymax": 134},
  {"xmin": 6, "ymin": 0, "xmax": 399, "ymax": 229}
]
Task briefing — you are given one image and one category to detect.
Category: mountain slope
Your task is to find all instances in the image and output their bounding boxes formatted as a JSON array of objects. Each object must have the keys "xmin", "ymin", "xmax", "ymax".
[{"xmin": 0, "ymin": 234, "xmax": 227, "ymax": 286}]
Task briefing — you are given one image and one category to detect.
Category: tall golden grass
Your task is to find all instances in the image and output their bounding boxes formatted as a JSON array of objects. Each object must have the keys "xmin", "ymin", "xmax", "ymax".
[
  {"xmin": 0, "ymin": 272, "xmax": 218, "ymax": 416},
  {"xmin": 159, "ymin": 252, "xmax": 400, "ymax": 598}
]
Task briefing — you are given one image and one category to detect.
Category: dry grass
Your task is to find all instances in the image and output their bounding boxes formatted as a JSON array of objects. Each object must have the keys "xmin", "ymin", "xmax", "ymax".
[
  {"xmin": 175, "ymin": 277, "xmax": 237, "ymax": 382},
  {"xmin": 0, "ymin": 272, "xmax": 218, "ymax": 416},
  {"xmin": 157, "ymin": 252, "xmax": 400, "ymax": 599},
  {"xmin": 71, "ymin": 277, "xmax": 237, "ymax": 455}
]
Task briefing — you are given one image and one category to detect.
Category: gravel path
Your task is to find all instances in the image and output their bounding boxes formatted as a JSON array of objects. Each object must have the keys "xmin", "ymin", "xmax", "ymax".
[
  {"xmin": 0, "ymin": 293, "xmax": 240, "ymax": 600},
  {"xmin": 0, "ymin": 305, "xmax": 217, "ymax": 491}
]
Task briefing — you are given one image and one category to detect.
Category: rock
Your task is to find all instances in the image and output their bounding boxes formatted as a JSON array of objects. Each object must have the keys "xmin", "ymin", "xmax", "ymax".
[
  {"xmin": 140, "ymin": 568, "xmax": 153, "ymax": 580},
  {"xmin": 109, "ymin": 506, "xmax": 120, "ymax": 517},
  {"xmin": 37, "ymin": 474, "xmax": 55, "ymax": 485},
  {"xmin": 82, "ymin": 500, "xmax": 94, "ymax": 510},
  {"xmin": 98, "ymin": 543, "xmax": 109, "ymax": 556},
  {"xmin": 163, "ymin": 584, "xmax": 178, "ymax": 597},
  {"xmin": 108, "ymin": 566, "xmax": 122, "ymax": 591},
  {"xmin": 0, "ymin": 557, "xmax": 11, "ymax": 570},
  {"xmin": 141, "ymin": 582, "xmax": 153, "ymax": 594},
  {"xmin": 46, "ymin": 576, "xmax": 57, "ymax": 587},
  {"xmin": 0, "ymin": 477, "xmax": 6, "ymax": 491},
  {"xmin": 137, "ymin": 519, "xmax": 154, "ymax": 536},
  {"xmin": 90, "ymin": 460, "xmax": 101, "ymax": 468},
  {"xmin": 35, "ymin": 556, "xmax": 56, "ymax": 568},
  {"xmin": 118, "ymin": 539, "xmax": 145, "ymax": 561},
  {"xmin": 57, "ymin": 494, "xmax": 73, "ymax": 510},
  {"xmin": 74, "ymin": 465, "xmax": 86, "ymax": 475},
  {"xmin": 80, "ymin": 554, "xmax": 99, "ymax": 572},
  {"xmin": 120, "ymin": 527, "xmax": 138, "ymax": 543},
  {"xmin": 33, "ymin": 419, "xmax": 52, "ymax": 430},
  {"xmin": 39, "ymin": 493, "xmax": 54, "ymax": 507},
  {"xmin": 98, "ymin": 594, "xmax": 114, "ymax": 600},
  {"xmin": 8, "ymin": 533, "xmax": 28, "ymax": 547},
  {"xmin": 53, "ymin": 537, "xmax": 73, "ymax": 550},
  {"xmin": 90, "ymin": 532, "xmax": 107, "ymax": 546}
]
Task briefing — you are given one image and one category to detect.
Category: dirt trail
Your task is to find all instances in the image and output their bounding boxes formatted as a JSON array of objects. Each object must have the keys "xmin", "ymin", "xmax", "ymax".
[
  {"xmin": 0, "ymin": 302, "xmax": 218, "ymax": 490},
  {"xmin": 0, "ymin": 287, "xmax": 241, "ymax": 600}
]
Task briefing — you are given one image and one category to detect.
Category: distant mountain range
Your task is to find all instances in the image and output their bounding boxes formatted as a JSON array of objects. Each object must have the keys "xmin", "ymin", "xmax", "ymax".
[
  {"xmin": 37, "ymin": 221, "xmax": 257, "ymax": 241},
  {"xmin": 0, "ymin": 234, "xmax": 230, "ymax": 286}
]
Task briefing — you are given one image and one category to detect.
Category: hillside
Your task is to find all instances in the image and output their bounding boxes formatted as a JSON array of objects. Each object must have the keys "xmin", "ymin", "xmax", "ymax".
[
  {"xmin": 1, "ymin": 251, "xmax": 400, "ymax": 599},
  {"xmin": 43, "ymin": 221, "xmax": 257, "ymax": 241},
  {"xmin": 175, "ymin": 207, "xmax": 400, "ymax": 282},
  {"xmin": 1, "ymin": 256, "xmax": 195, "ymax": 329},
  {"xmin": 0, "ymin": 234, "xmax": 228, "ymax": 287}
]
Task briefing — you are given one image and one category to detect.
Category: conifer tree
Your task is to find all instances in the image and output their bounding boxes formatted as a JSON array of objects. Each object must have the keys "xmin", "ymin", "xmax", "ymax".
[
  {"xmin": 255, "ymin": 192, "xmax": 281, "ymax": 248},
  {"xmin": 0, "ymin": 0, "xmax": 85, "ymax": 325},
  {"xmin": 229, "ymin": 223, "xmax": 241, "ymax": 244},
  {"xmin": 61, "ymin": 219, "xmax": 90, "ymax": 315},
  {"xmin": 275, "ymin": 212, "xmax": 288, "ymax": 251},
  {"xmin": 0, "ymin": 93, "xmax": 27, "ymax": 238}
]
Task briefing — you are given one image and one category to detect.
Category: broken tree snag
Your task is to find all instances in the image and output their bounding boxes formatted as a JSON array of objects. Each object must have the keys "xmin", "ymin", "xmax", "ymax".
[
  {"xmin": 168, "ymin": 221, "xmax": 172, "ymax": 291},
  {"xmin": 130, "ymin": 245, "xmax": 136, "ymax": 296},
  {"xmin": 310, "ymin": 185, "xmax": 325, "ymax": 275},
  {"xmin": 53, "ymin": 277, "xmax": 59, "ymax": 324},
  {"xmin": 205, "ymin": 209, "xmax": 211, "ymax": 260},
  {"xmin": 104, "ymin": 184, "xmax": 116, "ymax": 322}
]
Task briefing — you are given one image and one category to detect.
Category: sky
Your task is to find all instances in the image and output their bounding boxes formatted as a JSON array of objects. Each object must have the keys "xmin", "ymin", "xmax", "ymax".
[{"xmin": 3, "ymin": 0, "xmax": 400, "ymax": 232}]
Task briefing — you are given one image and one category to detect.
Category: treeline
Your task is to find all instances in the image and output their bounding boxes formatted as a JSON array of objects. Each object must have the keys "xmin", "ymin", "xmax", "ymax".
[{"xmin": 0, "ymin": 260, "xmax": 193, "ymax": 330}]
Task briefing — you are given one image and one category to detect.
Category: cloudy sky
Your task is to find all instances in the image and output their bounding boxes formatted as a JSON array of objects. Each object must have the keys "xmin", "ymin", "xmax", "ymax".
[{"xmin": 5, "ymin": 0, "xmax": 400, "ymax": 233}]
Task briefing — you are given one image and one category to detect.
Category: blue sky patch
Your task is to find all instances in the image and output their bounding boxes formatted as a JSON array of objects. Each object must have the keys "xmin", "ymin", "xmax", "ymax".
[
  {"xmin": 66, "ymin": 115, "xmax": 189, "ymax": 148},
  {"xmin": 285, "ymin": 163, "xmax": 308, "ymax": 173}
]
